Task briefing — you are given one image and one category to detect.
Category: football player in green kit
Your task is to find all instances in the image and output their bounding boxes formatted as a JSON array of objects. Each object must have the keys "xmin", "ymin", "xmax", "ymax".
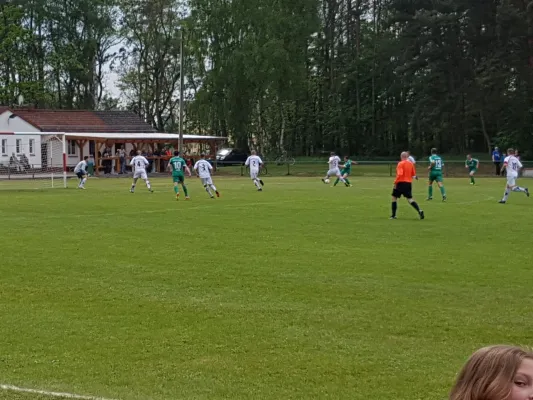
[
  {"xmin": 333, "ymin": 156, "xmax": 356, "ymax": 187},
  {"xmin": 427, "ymin": 148, "xmax": 447, "ymax": 201},
  {"xmin": 167, "ymin": 151, "xmax": 192, "ymax": 200},
  {"xmin": 465, "ymin": 154, "xmax": 479, "ymax": 185}
]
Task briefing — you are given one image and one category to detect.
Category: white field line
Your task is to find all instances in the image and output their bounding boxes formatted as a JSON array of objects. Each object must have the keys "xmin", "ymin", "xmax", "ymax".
[{"xmin": 0, "ymin": 383, "xmax": 118, "ymax": 400}]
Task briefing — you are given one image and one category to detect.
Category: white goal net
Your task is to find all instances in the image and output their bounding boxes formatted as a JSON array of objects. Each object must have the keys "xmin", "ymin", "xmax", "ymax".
[{"xmin": 0, "ymin": 133, "xmax": 67, "ymax": 189}]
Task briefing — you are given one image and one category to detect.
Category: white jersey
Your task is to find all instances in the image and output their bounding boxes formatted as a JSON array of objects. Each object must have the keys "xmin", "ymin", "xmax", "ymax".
[
  {"xmin": 245, "ymin": 155, "xmax": 262, "ymax": 170},
  {"xmin": 328, "ymin": 156, "xmax": 341, "ymax": 170},
  {"xmin": 408, "ymin": 156, "xmax": 416, "ymax": 164},
  {"xmin": 194, "ymin": 159, "xmax": 213, "ymax": 178},
  {"xmin": 131, "ymin": 155, "xmax": 149, "ymax": 171},
  {"xmin": 504, "ymin": 155, "xmax": 522, "ymax": 177},
  {"xmin": 74, "ymin": 160, "xmax": 87, "ymax": 173}
]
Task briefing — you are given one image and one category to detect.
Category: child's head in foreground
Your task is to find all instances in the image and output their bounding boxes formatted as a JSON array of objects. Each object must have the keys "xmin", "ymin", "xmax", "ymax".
[{"xmin": 450, "ymin": 345, "xmax": 533, "ymax": 400}]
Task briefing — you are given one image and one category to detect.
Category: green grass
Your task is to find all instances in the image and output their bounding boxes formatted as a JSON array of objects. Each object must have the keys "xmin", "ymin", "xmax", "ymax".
[{"xmin": 0, "ymin": 176, "xmax": 532, "ymax": 400}]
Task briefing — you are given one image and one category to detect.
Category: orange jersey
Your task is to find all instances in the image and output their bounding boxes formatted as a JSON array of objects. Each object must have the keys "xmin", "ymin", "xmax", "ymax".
[{"xmin": 394, "ymin": 160, "xmax": 415, "ymax": 184}]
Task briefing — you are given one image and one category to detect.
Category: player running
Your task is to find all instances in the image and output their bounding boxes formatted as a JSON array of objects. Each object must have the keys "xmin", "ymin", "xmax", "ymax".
[
  {"xmin": 465, "ymin": 154, "xmax": 479, "ymax": 185},
  {"xmin": 322, "ymin": 152, "xmax": 348, "ymax": 186},
  {"xmin": 130, "ymin": 150, "xmax": 153, "ymax": 193},
  {"xmin": 74, "ymin": 156, "xmax": 89, "ymax": 189},
  {"xmin": 427, "ymin": 148, "xmax": 447, "ymax": 201},
  {"xmin": 194, "ymin": 154, "xmax": 219, "ymax": 198},
  {"xmin": 499, "ymin": 148, "xmax": 529, "ymax": 204},
  {"xmin": 245, "ymin": 150, "xmax": 264, "ymax": 191},
  {"xmin": 168, "ymin": 151, "xmax": 192, "ymax": 200},
  {"xmin": 390, "ymin": 152, "xmax": 424, "ymax": 220},
  {"xmin": 333, "ymin": 156, "xmax": 356, "ymax": 186}
]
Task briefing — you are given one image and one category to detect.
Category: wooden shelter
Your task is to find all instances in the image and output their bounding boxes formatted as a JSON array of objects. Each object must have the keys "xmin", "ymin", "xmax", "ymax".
[{"xmin": 65, "ymin": 132, "xmax": 227, "ymax": 175}]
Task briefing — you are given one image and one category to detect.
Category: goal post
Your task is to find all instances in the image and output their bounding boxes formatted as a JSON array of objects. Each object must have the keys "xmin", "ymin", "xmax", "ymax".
[{"xmin": 0, "ymin": 132, "xmax": 68, "ymax": 189}]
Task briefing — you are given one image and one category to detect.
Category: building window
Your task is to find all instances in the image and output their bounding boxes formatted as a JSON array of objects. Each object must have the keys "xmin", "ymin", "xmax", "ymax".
[
  {"xmin": 68, "ymin": 140, "xmax": 76, "ymax": 155},
  {"xmin": 1, "ymin": 139, "xmax": 6, "ymax": 155},
  {"xmin": 29, "ymin": 139, "xmax": 35, "ymax": 155},
  {"xmin": 16, "ymin": 139, "xmax": 21, "ymax": 154}
]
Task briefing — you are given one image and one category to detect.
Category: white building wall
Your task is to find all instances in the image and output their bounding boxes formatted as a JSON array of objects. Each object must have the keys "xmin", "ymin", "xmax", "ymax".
[{"xmin": 0, "ymin": 111, "xmax": 43, "ymax": 169}]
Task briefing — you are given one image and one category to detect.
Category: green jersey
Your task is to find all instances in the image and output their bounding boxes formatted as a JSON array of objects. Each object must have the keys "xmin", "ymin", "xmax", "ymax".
[
  {"xmin": 169, "ymin": 156, "xmax": 186, "ymax": 175},
  {"xmin": 429, "ymin": 155, "xmax": 444, "ymax": 172},
  {"xmin": 342, "ymin": 160, "xmax": 352, "ymax": 173},
  {"xmin": 465, "ymin": 158, "xmax": 478, "ymax": 170}
]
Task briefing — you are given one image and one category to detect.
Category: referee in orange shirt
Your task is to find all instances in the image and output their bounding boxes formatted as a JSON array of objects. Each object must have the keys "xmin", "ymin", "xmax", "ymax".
[{"xmin": 391, "ymin": 152, "xmax": 425, "ymax": 220}]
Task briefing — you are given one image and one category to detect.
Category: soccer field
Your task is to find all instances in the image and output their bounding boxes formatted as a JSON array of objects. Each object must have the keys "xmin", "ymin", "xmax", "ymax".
[{"xmin": 1, "ymin": 176, "xmax": 532, "ymax": 400}]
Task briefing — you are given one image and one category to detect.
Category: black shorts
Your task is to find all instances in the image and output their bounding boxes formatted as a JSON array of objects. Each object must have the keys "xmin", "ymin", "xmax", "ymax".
[
  {"xmin": 76, "ymin": 171, "xmax": 86, "ymax": 179},
  {"xmin": 392, "ymin": 182, "xmax": 412, "ymax": 199}
]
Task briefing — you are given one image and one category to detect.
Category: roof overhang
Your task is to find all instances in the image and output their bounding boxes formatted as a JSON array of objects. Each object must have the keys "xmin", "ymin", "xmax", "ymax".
[{"xmin": 0, "ymin": 132, "xmax": 227, "ymax": 141}]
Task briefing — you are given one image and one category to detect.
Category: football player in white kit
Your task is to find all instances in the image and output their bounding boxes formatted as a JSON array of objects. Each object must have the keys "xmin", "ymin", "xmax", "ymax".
[
  {"xmin": 407, "ymin": 152, "xmax": 418, "ymax": 180},
  {"xmin": 129, "ymin": 150, "xmax": 153, "ymax": 193},
  {"xmin": 74, "ymin": 156, "xmax": 89, "ymax": 189},
  {"xmin": 194, "ymin": 153, "xmax": 220, "ymax": 198},
  {"xmin": 322, "ymin": 152, "xmax": 347, "ymax": 185},
  {"xmin": 499, "ymin": 148, "xmax": 529, "ymax": 204},
  {"xmin": 244, "ymin": 150, "xmax": 264, "ymax": 191}
]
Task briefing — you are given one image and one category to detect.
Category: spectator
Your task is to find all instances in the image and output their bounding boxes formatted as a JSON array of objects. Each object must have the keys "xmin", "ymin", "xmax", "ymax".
[
  {"xmin": 20, "ymin": 154, "xmax": 30, "ymax": 171},
  {"xmin": 492, "ymin": 147, "xmax": 502, "ymax": 176},
  {"xmin": 9, "ymin": 152, "xmax": 21, "ymax": 172},
  {"xmin": 153, "ymin": 147, "xmax": 161, "ymax": 172},
  {"xmin": 102, "ymin": 149, "xmax": 112, "ymax": 174},
  {"xmin": 118, "ymin": 146, "xmax": 126, "ymax": 174},
  {"xmin": 87, "ymin": 155, "xmax": 95, "ymax": 176},
  {"xmin": 450, "ymin": 345, "xmax": 533, "ymax": 400}
]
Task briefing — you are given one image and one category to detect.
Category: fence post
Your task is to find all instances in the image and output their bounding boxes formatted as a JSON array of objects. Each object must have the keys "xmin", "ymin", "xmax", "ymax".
[{"xmin": 287, "ymin": 163, "xmax": 290, "ymax": 175}]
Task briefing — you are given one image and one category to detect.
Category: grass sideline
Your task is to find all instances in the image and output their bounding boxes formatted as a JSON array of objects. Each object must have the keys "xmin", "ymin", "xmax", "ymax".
[{"xmin": 1, "ymin": 176, "xmax": 532, "ymax": 400}]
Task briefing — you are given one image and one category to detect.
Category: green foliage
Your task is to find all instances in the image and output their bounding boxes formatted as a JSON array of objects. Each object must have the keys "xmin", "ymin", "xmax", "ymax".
[{"xmin": 0, "ymin": 0, "xmax": 532, "ymax": 155}]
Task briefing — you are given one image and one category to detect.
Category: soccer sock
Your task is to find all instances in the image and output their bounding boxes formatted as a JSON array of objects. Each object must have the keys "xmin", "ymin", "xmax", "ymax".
[
  {"xmin": 428, "ymin": 185, "xmax": 433, "ymax": 198},
  {"xmin": 345, "ymin": 178, "xmax": 351, "ymax": 185},
  {"xmin": 333, "ymin": 178, "xmax": 340, "ymax": 186},
  {"xmin": 146, "ymin": 180, "xmax": 151, "ymax": 190},
  {"xmin": 391, "ymin": 201, "xmax": 397, "ymax": 217},
  {"xmin": 182, "ymin": 185, "xmax": 188, "ymax": 196},
  {"xmin": 439, "ymin": 186, "xmax": 446, "ymax": 197},
  {"xmin": 254, "ymin": 179, "xmax": 261, "ymax": 189},
  {"xmin": 512, "ymin": 186, "xmax": 526, "ymax": 193},
  {"xmin": 79, "ymin": 179, "xmax": 83, "ymax": 186},
  {"xmin": 503, "ymin": 188, "xmax": 510, "ymax": 201},
  {"xmin": 174, "ymin": 185, "xmax": 179, "ymax": 194},
  {"xmin": 210, "ymin": 184, "xmax": 217, "ymax": 192},
  {"xmin": 470, "ymin": 176, "xmax": 475, "ymax": 184},
  {"xmin": 410, "ymin": 201, "xmax": 421, "ymax": 212},
  {"xmin": 131, "ymin": 184, "xmax": 136, "ymax": 190},
  {"xmin": 205, "ymin": 185, "xmax": 212, "ymax": 196},
  {"xmin": 81, "ymin": 178, "xmax": 87, "ymax": 186}
]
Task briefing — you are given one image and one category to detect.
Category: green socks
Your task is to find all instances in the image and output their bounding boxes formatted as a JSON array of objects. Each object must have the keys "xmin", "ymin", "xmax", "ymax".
[
  {"xmin": 174, "ymin": 186, "xmax": 179, "ymax": 194},
  {"xmin": 440, "ymin": 186, "xmax": 446, "ymax": 197},
  {"xmin": 470, "ymin": 176, "xmax": 475, "ymax": 184},
  {"xmin": 345, "ymin": 178, "xmax": 351, "ymax": 185},
  {"xmin": 183, "ymin": 185, "xmax": 188, "ymax": 196},
  {"xmin": 428, "ymin": 185, "xmax": 433, "ymax": 198},
  {"xmin": 333, "ymin": 178, "xmax": 339, "ymax": 186}
]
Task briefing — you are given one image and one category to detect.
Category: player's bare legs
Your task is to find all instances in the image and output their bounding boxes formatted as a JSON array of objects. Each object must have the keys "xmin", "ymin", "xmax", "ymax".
[
  {"xmin": 130, "ymin": 178, "xmax": 138, "ymax": 193},
  {"xmin": 144, "ymin": 178, "xmax": 153, "ymax": 192}
]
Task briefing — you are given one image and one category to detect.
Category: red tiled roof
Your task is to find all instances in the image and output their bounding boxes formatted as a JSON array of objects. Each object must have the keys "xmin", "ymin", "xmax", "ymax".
[{"xmin": 4, "ymin": 108, "xmax": 156, "ymax": 133}]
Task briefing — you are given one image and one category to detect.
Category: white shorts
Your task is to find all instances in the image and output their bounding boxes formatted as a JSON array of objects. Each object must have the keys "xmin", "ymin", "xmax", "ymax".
[
  {"xmin": 134, "ymin": 170, "xmax": 148, "ymax": 180},
  {"xmin": 250, "ymin": 169, "xmax": 259, "ymax": 179},
  {"xmin": 327, "ymin": 168, "xmax": 341, "ymax": 177},
  {"xmin": 201, "ymin": 177, "xmax": 213, "ymax": 185},
  {"xmin": 507, "ymin": 176, "xmax": 517, "ymax": 186}
]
